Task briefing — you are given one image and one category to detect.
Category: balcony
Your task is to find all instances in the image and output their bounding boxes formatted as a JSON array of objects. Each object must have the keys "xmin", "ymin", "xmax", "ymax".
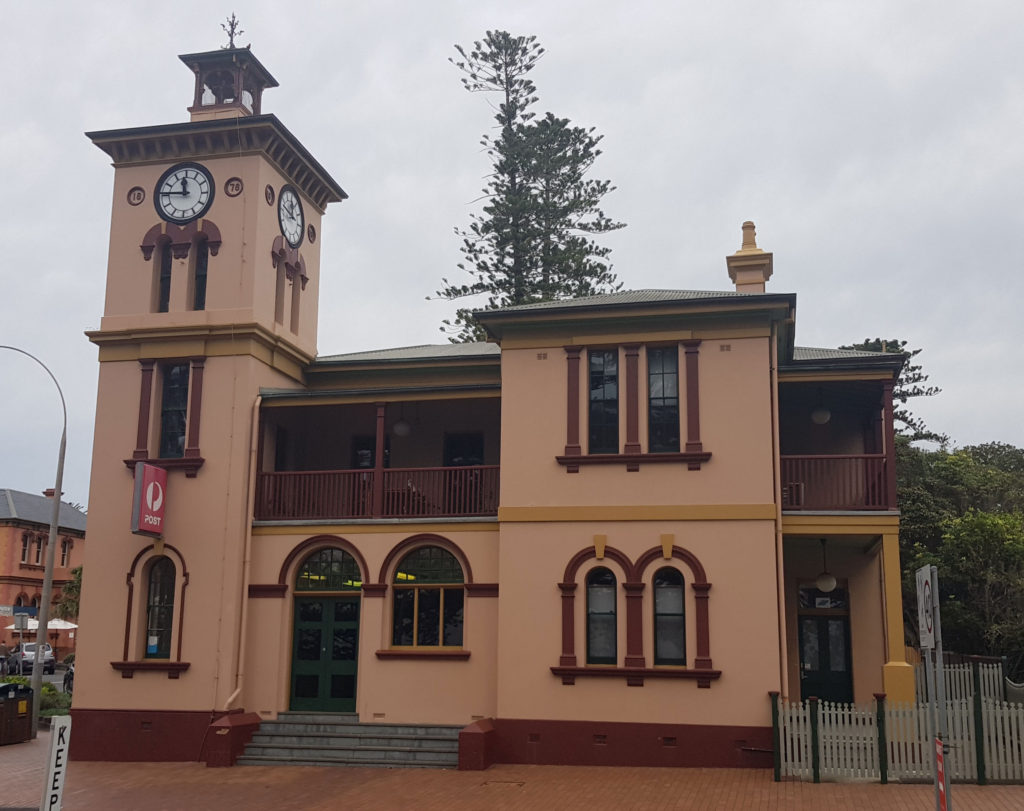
[
  {"xmin": 780, "ymin": 454, "xmax": 892, "ymax": 511},
  {"xmin": 255, "ymin": 465, "xmax": 499, "ymax": 521}
]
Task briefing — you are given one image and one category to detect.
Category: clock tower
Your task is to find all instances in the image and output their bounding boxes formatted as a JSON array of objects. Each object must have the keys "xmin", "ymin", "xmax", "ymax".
[{"xmin": 72, "ymin": 41, "xmax": 346, "ymax": 761}]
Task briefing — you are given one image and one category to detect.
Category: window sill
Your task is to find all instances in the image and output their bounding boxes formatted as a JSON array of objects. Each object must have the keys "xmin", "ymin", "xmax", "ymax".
[
  {"xmin": 556, "ymin": 451, "xmax": 711, "ymax": 473},
  {"xmin": 123, "ymin": 457, "xmax": 205, "ymax": 478},
  {"xmin": 111, "ymin": 661, "xmax": 191, "ymax": 679},
  {"xmin": 376, "ymin": 649, "xmax": 470, "ymax": 661},
  {"xmin": 550, "ymin": 665, "xmax": 721, "ymax": 687}
]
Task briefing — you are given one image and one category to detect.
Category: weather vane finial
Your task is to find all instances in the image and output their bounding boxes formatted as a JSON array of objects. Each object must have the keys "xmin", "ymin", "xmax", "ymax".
[{"xmin": 221, "ymin": 13, "xmax": 245, "ymax": 49}]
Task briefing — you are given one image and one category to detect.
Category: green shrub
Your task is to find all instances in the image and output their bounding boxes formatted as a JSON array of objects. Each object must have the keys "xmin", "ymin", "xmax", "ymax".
[
  {"xmin": 40, "ymin": 690, "xmax": 71, "ymax": 713},
  {"xmin": 63, "ymin": 653, "xmax": 75, "ymax": 665}
]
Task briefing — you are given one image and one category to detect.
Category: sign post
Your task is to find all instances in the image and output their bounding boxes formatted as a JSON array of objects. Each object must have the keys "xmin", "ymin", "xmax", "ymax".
[
  {"xmin": 130, "ymin": 462, "xmax": 167, "ymax": 538},
  {"xmin": 917, "ymin": 564, "xmax": 952, "ymax": 810},
  {"xmin": 40, "ymin": 714, "xmax": 71, "ymax": 811}
]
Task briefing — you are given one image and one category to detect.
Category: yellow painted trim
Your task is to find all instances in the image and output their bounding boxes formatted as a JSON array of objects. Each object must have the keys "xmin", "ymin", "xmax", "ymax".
[
  {"xmin": 497, "ymin": 504, "xmax": 776, "ymax": 522},
  {"xmin": 660, "ymin": 533, "xmax": 674, "ymax": 559},
  {"xmin": 252, "ymin": 522, "xmax": 500, "ymax": 536},
  {"xmin": 779, "ymin": 371, "xmax": 896, "ymax": 383},
  {"xmin": 593, "ymin": 534, "xmax": 607, "ymax": 559},
  {"xmin": 782, "ymin": 514, "xmax": 899, "ymax": 535},
  {"xmin": 261, "ymin": 388, "xmax": 501, "ymax": 407},
  {"xmin": 498, "ymin": 327, "xmax": 773, "ymax": 350},
  {"xmin": 881, "ymin": 532, "xmax": 906, "ymax": 664}
]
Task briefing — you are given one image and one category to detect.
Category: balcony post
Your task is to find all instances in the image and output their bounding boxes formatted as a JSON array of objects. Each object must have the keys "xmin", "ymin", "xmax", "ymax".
[
  {"xmin": 373, "ymin": 402, "xmax": 385, "ymax": 517},
  {"xmin": 882, "ymin": 381, "xmax": 897, "ymax": 508}
]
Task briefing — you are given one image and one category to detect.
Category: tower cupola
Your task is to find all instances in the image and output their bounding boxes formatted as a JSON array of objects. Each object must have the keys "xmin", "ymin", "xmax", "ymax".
[{"xmin": 179, "ymin": 46, "xmax": 278, "ymax": 122}]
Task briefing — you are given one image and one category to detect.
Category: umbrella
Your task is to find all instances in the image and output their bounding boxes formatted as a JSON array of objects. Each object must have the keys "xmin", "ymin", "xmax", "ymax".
[{"xmin": 4, "ymin": 618, "xmax": 78, "ymax": 631}]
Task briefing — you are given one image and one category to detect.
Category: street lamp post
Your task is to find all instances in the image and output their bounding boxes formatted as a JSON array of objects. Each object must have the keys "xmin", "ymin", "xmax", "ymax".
[{"xmin": 0, "ymin": 346, "xmax": 67, "ymax": 738}]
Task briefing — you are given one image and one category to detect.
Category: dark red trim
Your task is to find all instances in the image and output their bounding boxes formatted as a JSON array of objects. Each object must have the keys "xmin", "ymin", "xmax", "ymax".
[
  {"xmin": 682, "ymin": 340, "xmax": 703, "ymax": 466},
  {"xmin": 623, "ymin": 581, "xmax": 645, "ymax": 668},
  {"xmin": 373, "ymin": 403, "xmax": 386, "ymax": 516},
  {"xmin": 122, "ymin": 456, "xmax": 205, "ymax": 477},
  {"xmin": 375, "ymin": 649, "xmax": 470, "ymax": 660},
  {"xmin": 623, "ymin": 344, "xmax": 641, "ymax": 465},
  {"xmin": 375, "ymin": 533, "xmax": 474, "ymax": 586},
  {"xmin": 563, "ymin": 347, "xmax": 582, "ymax": 469},
  {"xmin": 110, "ymin": 661, "xmax": 191, "ymax": 678},
  {"xmin": 184, "ymin": 358, "xmax": 204, "ymax": 458},
  {"xmin": 465, "ymin": 582, "xmax": 498, "ymax": 597},
  {"xmin": 472, "ymin": 717, "xmax": 771, "ymax": 769},
  {"xmin": 275, "ymin": 535, "xmax": 370, "ymax": 588},
  {"xmin": 203, "ymin": 712, "xmax": 262, "ymax": 767},
  {"xmin": 550, "ymin": 665, "xmax": 721, "ymax": 687},
  {"xmin": 134, "ymin": 361, "xmax": 155, "ymax": 459},
  {"xmin": 362, "ymin": 583, "xmax": 387, "ymax": 597},
  {"xmin": 140, "ymin": 219, "xmax": 222, "ymax": 262},
  {"xmin": 248, "ymin": 583, "xmax": 287, "ymax": 598},
  {"xmin": 556, "ymin": 451, "xmax": 711, "ymax": 470},
  {"xmin": 123, "ymin": 544, "xmax": 189, "ymax": 663},
  {"xmin": 559, "ymin": 582, "xmax": 577, "ymax": 667},
  {"xmin": 70, "ymin": 708, "xmax": 222, "ymax": 763}
]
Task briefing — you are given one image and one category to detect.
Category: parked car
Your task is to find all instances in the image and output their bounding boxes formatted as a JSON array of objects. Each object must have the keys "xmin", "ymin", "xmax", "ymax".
[
  {"xmin": 7, "ymin": 642, "xmax": 56, "ymax": 675},
  {"xmin": 63, "ymin": 662, "xmax": 74, "ymax": 693}
]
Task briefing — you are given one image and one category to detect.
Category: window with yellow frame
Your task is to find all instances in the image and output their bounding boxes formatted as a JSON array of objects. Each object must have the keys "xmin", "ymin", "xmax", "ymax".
[{"xmin": 392, "ymin": 546, "xmax": 464, "ymax": 647}]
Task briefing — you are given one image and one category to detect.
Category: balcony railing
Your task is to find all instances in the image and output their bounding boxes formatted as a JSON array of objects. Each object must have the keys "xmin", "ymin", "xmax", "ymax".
[
  {"xmin": 254, "ymin": 465, "xmax": 499, "ymax": 521},
  {"xmin": 780, "ymin": 454, "xmax": 891, "ymax": 510}
]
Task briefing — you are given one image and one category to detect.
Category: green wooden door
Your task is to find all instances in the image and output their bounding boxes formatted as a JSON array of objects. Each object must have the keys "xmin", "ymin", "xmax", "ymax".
[
  {"xmin": 290, "ymin": 596, "xmax": 360, "ymax": 712},
  {"xmin": 798, "ymin": 615, "xmax": 853, "ymax": 703}
]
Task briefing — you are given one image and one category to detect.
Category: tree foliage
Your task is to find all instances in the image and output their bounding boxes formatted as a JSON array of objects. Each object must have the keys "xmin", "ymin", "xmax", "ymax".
[
  {"xmin": 437, "ymin": 31, "xmax": 625, "ymax": 341},
  {"xmin": 840, "ymin": 338, "xmax": 945, "ymax": 442},
  {"xmin": 54, "ymin": 565, "xmax": 81, "ymax": 620}
]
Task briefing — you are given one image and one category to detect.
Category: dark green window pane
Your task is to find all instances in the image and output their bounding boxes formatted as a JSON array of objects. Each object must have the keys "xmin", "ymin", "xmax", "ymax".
[
  {"xmin": 158, "ymin": 363, "xmax": 189, "ymax": 459},
  {"xmin": 335, "ymin": 600, "xmax": 358, "ymax": 621},
  {"xmin": 145, "ymin": 557, "xmax": 175, "ymax": 659},
  {"xmin": 393, "ymin": 546, "xmax": 463, "ymax": 584},
  {"xmin": 648, "ymin": 348, "xmax": 680, "ymax": 453},
  {"xmin": 443, "ymin": 588, "xmax": 464, "ymax": 646},
  {"xmin": 331, "ymin": 674, "xmax": 356, "ymax": 699},
  {"xmin": 417, "ymin": 588, "xmax": 441, "ymax": 646},
  {"xmin": 298, "ymin": 601, "xmax": 323, "ymax": 622},
  {"xmin": 193, "ymin": 241, "xmax": 208, "ymax": 311},
  {"xmin": 158, "ymin": 243, "xmax": 172, "ymax": 313},
  {"xmin": 586, "ymin": 567, "xmax": 617, "ymax": 664},
  {"xmin": 296, "ymin": 548, "xmax": 362, "ymax": 591},
  {"xmin": 294, "ymin": 674, "xmax": 318, "ymax": 698},
  {"xmin": 333, "ymin": 627, "xmax": 357, "ymax": 661},
  {"xmin": 589, "ymin": 350, "xmax": 619, "ymax": 454},
  {"xmin": 828, "ymin": 619, "xmax": 847, "ymax": 671},
  {"xmin": 393, "ymin": 589, "xmax": 415, "ymax": 645},
  {"xmin": 655, "ymin": 615, "xmax": 685, "ymax": 665},
  {"xmin": 297, "ymin": 629, "xmax": 321, "ymax": 661}
]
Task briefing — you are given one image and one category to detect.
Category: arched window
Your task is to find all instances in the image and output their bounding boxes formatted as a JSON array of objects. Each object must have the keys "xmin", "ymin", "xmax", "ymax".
[
  {"xmin": 155, "ymin": 241, "xmax": 172, "ymax": 312},
  {"xmin": 586, "ymin": 567, "xmax": 617, "ymax": 664},
  {"xmin": 653, "ymin": 567, "xmax": 685, "ymax": 665},
  {"xmin": 296, "ymin": 547, "xmax": 362, "ymax": 591},
  {"xmin": 190, "ymin": 238, "xmax": 209, "ymax": 311},
  {"xmin": 392, "ymin": 546, "xmax": 464, "ymax": 647},
  {"xmin": 145, "ymin": 557, "xmax": 176, "ymax": 658}
]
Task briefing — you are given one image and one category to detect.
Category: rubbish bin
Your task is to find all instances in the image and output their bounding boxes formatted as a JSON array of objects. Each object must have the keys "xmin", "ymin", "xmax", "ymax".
[{"xmin": 0, "ymin": 683, "xmax": 33, "ymax": 745}]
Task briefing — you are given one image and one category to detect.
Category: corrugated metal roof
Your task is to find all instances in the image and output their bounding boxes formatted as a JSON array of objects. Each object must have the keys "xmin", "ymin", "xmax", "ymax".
[
  {"xmin": 792, "ymin": 347, "xmax": 891, "ymax": 361},
  {"xmin": 0, "ymin": 489, "xmax": 87, "ymax": 532},
  {"xmin": 316, "ymin": 343, "xmax": 499, "ymax": 364},
  {"xmin": 483, "ymin": 289, "xmax": 764, "ymax": 314}
]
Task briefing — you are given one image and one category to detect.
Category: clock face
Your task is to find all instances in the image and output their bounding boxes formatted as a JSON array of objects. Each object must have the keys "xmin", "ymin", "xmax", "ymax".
[
  {"xmin": 278, "ymin": 185, "xmax": 304, "ymax": 248},
  {"xmin": 155, "ymin": 163, "xmax": 214, "ymax": 224}
]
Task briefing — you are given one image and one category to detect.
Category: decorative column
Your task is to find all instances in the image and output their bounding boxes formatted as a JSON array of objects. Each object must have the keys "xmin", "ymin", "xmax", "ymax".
[
  {"xmin": 184, "ymin": 358, "xmax": 205, "ymax": 458},
  {"xmin": 682, "ymin": 340, "xmax": 703, "ymax": 468},
  {"xmin": 623, "ymin": 345, "xmax": 641, "ymax": 467},
  {"xmin": 134, "ymin": 360, "xmax": 155, "ymax": 459},
  {"xmin": 880, "ymin": 531, "xmax": 915, "ymax": 702},
  {"xmin": 563, "ymin": 347, "xmax": 582, "ymax": 471},
  {"xmin": 558, "ymin": 582, "xmax": 577, "ymax": 666},
  {"xmin": 882, "ymin": 381, "xmax": 897, "ymax": 508},
  {"xmin": 623, "ymin": 581, "xmax": 646, "ymax": 672},
  {"xmin": 372, "ymin": 403, "xmax": 386, "ymax": 517}
]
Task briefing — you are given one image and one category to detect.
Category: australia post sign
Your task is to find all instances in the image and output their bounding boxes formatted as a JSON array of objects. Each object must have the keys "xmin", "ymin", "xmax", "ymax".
[{"xmin": 131, "ymin": 462, "xmax": 167, "ymax": 538}]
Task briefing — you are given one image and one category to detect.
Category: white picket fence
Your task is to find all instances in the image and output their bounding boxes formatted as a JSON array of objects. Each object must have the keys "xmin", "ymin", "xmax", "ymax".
[
  {"xmin": 774, "ymin": 694, "xmax": 1024, "ymax": 784},
  {"xmin": 914, "ymin": 660, "xmax": 1006, "ymax": 703}
]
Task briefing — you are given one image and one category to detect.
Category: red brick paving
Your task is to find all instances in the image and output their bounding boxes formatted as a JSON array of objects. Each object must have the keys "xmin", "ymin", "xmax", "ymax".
[{"xmin": 5, "ymin": 729, "xmax": 1024, "ymax": 810}]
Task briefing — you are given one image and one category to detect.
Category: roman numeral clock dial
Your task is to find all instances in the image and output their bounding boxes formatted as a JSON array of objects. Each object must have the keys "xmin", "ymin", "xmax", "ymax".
[{"xmin": 154, "ymin": 162, "xmax": 215, "ymax": 224}]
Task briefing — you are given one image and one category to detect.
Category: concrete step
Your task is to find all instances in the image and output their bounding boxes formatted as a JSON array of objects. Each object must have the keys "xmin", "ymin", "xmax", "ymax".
[{"xmin": 239, "ymin": 713, "xmax": 461, "ymax": 769}]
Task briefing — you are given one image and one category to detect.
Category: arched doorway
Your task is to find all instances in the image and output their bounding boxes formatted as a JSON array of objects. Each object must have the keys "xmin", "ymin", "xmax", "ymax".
[{"xmin": 289, "ymin": 547, "xmax": 362, "ymax": 712}]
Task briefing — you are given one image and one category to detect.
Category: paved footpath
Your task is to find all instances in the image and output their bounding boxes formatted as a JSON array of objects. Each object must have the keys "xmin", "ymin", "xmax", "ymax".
[{"xmin": 6, "ymin": 730, "xmax": 1024, "ymax": 810}]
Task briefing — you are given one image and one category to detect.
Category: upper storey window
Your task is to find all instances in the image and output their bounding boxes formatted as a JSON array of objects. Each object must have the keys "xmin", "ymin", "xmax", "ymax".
[
  {"xmin": 648, "ymin": 347, "xmax": 680, "ymax": 453},
  {"xmin": 159, "ymin": 363, "xmax": 190, "ymax": 459},
  {"xmin": 589, "ymin": 350, "xmax": 619, "ymax": 454}
]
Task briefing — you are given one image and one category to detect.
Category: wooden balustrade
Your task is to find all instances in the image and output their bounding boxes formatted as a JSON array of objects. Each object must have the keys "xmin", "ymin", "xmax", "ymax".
[
  {"xmin": 780, "ymin": 454, "xmax": 891, "ymax": 510},
  {"xmin": 255, "ymin": 466, "xmax": 499, "ymax": 521}
]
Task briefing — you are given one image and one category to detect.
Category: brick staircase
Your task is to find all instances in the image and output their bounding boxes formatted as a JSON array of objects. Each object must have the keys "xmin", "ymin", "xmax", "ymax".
[{"xmin": 236, "ymin": 713, "xmax": 461, "ymax": 768}]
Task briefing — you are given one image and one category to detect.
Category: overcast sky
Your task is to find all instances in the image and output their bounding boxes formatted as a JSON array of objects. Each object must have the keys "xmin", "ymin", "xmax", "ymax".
[{"xmin": 2, "ymin": 1, "xmax": 1022, "ymax": 507}]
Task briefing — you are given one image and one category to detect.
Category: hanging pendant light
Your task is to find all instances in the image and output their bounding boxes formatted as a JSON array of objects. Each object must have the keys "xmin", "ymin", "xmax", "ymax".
[
  {"xmin": 815, "ymin": 538, "xmax": 837, "ymax": 593},
  {"xmin": 810, "ymin": 387, "xmax": 831, "ymax": 425},
  {"xmin": 393, "ymin": 403, "xmax": 411, "ymax": 437}
]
